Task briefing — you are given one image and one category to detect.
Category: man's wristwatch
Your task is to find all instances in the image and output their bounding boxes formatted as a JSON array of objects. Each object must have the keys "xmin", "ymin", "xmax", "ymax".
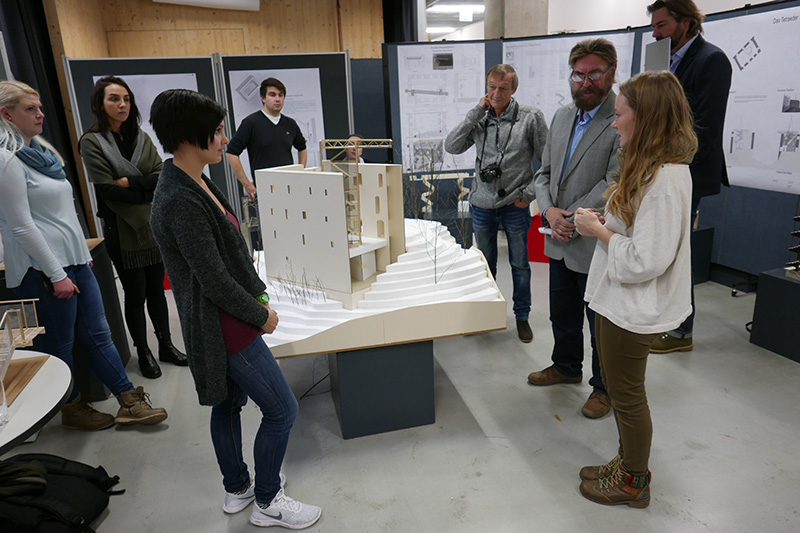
[{"xmin": 256, "ymin": 293, "xmax": 270, "ymax": 305}]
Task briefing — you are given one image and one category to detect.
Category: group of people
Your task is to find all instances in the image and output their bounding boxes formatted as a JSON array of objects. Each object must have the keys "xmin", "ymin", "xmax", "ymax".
[
  {"xmin": 0, "ymin": 75, "xmax": 320, "ymax": 528},
  {"xmin": 446, "ymin": 0, "xmax": 730, "ymax": 508},
  {"xmin": 0, "ymin": 0, "xmax": 731, "ymax": 526}
]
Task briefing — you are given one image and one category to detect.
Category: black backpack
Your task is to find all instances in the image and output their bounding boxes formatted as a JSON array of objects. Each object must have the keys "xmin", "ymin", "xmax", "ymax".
[{"xmin": 0, "ymin": 453, "xmax": 124, "ymax": 532}]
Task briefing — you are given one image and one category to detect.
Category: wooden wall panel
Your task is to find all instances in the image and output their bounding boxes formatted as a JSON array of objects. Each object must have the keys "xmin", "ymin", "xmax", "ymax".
[
  {"xmin": 97, "ymin": 0, "xmax": 364, "ymax": 56},
  {"xmin": 50, "ymin": 0, "xmax": 110, "ymax": 58},
  {"xmin": 241, "ymin": 1, "xmax": 340, "ymax": 54},
  {"xmin": 339, "ymin": 0, "xmax": 384, "ymax": 59},
  {"xmin": 107, "ymin": 29, "xmax": 246, "ymax": 57}
]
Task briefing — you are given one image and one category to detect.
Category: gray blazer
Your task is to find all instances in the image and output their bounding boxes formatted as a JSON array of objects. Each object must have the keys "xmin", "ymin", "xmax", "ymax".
[{"xmin": 529, "ymin": 92, "xmax": 619, "ymax": 274}]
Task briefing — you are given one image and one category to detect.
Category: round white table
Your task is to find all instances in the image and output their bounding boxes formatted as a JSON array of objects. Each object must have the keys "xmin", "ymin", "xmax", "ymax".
[{"xmin": 0, "ymin": 350, "xmax": 72, "ymax": 456}]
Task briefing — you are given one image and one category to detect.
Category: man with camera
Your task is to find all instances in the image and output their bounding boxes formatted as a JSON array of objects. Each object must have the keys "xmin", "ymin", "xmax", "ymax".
[
  {"xmin": 522, "ymin": 38, "xmax": 619, "ymax": 419},
  {"xmin": 445, "ymin": 64, "xmax": 548, "ymax": 343}
]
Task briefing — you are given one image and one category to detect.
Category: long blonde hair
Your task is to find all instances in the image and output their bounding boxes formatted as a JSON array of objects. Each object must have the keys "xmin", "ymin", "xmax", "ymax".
[
  {"xmin": 605, "ymin": 71, "xmax": 697, "ymax": 228},
  {"xmin": 0, "ymin": 80, "xmax": 62, "ymax": 163}
]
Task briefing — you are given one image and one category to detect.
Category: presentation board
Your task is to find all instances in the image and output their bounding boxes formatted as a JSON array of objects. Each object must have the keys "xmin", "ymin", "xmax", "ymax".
[
  {"xmin": 220, "ymin": 52, "xmax": 352, "ymax": 174},
  {"xmin": 394, "ymin": 42, "xmax": 486, "ymax": 174},
  {"xmin": 704, "ymin": 7, "xmax": 800, "ymax": 194}
]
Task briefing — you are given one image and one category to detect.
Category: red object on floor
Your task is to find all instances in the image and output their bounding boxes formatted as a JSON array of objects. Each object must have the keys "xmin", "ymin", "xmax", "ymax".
[
  {"xmin": 528, "ymin": 214, "xmax": 549, "ymax": 263},
  {"xmin": 164, "ymin": 272, "xmax": 171, "ymax": 290}
]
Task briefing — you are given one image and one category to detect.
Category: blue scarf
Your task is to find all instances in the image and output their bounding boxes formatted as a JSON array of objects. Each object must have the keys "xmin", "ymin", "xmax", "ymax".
[{"xmin": 15, "ymin": 138, "xmax": 66, "ymax": 180}]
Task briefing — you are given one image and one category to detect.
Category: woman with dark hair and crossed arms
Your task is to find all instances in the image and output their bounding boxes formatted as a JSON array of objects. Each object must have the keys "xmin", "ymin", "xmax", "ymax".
[{"xmin": 80, "ymin": 75, "xmax": 187, "ymax": 379}]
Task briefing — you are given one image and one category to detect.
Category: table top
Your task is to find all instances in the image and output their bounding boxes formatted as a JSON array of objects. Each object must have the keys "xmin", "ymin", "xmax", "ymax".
[{"xmin": 0, "ymin": 350, "xmax": 72, "ymax": 456}]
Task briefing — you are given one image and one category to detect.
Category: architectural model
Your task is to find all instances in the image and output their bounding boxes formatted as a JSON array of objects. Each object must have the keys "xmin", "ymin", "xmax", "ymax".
[{"xmin": 253, "ymin": 158, "xmax": 506, "ymax": 357}]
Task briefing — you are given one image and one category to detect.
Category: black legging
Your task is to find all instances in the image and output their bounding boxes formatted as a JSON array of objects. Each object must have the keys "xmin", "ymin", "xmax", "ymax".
[
  {"xmin": 115, "ymin": 261, "xmax": 170, "ymax": 348},
  {"xmin": 103, "ymin": 217, "xmax": 171, "ymax": 348}
]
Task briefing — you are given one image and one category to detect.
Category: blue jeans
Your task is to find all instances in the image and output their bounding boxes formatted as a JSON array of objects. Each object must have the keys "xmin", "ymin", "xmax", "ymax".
[
  {"xmin": 210, "ymin": 336, "xmax": 298, "ymax": 506},
  {"xmin": 472, "ymin": 204, "xmax": 532, "ymax": 320},
  {"xmin": 14, "ymin": 265, "xmax": 134, "ymax": 401},
  {"xmin": 548, "ymin": 259, "xmax": 604, "ymax": 393}
]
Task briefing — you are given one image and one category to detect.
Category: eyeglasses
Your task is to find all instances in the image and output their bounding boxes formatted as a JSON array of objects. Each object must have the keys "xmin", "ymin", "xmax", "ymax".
[{"xmin": 570, "ymin": 63, "xmax": 615, "ymax": 84}]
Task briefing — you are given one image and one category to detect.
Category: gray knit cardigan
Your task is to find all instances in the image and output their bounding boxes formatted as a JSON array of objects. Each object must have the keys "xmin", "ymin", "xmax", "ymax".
[{"xmin": 150, "ymin": 159, "xmax": 269, "ymax": 405}]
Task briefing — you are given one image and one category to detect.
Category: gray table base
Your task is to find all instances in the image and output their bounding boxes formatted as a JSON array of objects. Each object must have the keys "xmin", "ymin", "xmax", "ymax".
[{"xmin": 328, "ymin": 340, "xmax": 435, "ymax": 439}]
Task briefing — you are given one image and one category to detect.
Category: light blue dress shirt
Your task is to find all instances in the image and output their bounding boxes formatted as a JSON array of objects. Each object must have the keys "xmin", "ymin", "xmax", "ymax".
[{"xmin": 670, "ymin": 34, "xmax": 698, "ymax": 73}]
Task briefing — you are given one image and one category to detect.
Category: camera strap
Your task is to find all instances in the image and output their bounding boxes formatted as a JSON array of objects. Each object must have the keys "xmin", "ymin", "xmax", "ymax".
[{"xmin": 478, "ymin": 101, "xmax": 519, "ymax": 172}]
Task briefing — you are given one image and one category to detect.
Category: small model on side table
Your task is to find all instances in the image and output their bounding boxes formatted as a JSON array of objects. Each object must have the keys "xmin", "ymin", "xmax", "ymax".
[{"xmin": 787, "ymin": 215, "xmax": 800, "ymax": 280}]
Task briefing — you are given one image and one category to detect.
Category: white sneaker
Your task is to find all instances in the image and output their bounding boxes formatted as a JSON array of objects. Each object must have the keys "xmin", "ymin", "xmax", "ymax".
[
  {"xmin": 223, "ymin": 472, "xmax": 286, "ymax": 514},
  {"xmin": 249, "ymin": 488, "xmax": 322, "ymax": 529}
]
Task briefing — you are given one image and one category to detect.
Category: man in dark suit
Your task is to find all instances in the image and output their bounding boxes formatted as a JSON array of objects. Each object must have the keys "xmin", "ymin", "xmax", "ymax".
[
  {"xmin": 522, "ymin": 38, "xmax": 620, "ymax": 418},
  {"xmin": 647, "ymin": 0, "xmax": 732, "ymax": 354}
]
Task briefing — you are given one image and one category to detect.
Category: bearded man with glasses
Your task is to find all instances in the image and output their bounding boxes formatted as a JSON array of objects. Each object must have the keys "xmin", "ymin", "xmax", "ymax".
[{"xmin": 521, "ymin": 38, "xmax": 620, "ymax": 419}]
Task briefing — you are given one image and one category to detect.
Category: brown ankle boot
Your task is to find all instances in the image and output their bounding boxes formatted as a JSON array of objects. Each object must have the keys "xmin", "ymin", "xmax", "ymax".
[
  {"xmin": 579, "ymin": 454, "xmax": 622, "ymax": 481},
  {"xmin": 61, "ymin": 395, "xmax": 115, "ymax": 431},
  {"xmin": 579, "ymin": 463, "xmax": 651, "ymax": 508},
  {"xmin": 115, "ymin": 386, "xmax": 168, "ymax": 425}
]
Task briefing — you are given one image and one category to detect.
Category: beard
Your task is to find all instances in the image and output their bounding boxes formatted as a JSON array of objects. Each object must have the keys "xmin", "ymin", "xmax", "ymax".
[
  {"xmin": 656, "ymin": 25, "xmax": 687, "ymax": 53},
  {"xmin": 572, "ymin": 83, "xmax": 612, "ymax": 111},
  {"xmin": 670, "ymin": 27, "xmax": 687, "ymax": 52}
]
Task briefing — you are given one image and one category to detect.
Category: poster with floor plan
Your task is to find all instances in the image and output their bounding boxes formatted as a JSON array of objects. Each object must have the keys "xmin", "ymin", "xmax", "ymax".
[
  {"xmin": 706, "ymin": 7, "xmax": 800, "ymax": 194},
  {"xmin": 503, "ymin": 32, "xmax": 636, "ymax": 125},
  {"xmin": 641, "ymin": 5, "xmax": 800, "ymax": 194},
  {"xmin": 397, "ymin": 42, "xmax": 485, "ymax": 173}
]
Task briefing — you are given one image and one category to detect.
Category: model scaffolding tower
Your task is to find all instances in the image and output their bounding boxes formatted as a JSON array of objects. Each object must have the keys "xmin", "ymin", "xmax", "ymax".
[
  {"xmin": 0, "ymin": 299, "xmax": 45, "ymax": 384},
  {"xmin": 320, "ymin": 138, "xmax": 393, "ymax": 247}
]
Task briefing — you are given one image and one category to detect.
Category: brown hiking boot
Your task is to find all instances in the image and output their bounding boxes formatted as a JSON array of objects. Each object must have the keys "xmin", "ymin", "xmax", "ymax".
[
  {"xmin": 579, "ymin": 464, "xmax": 651, "ymax": 508},
  {"xmin": 527, "ymin": 365, "xmax": 581, "ymax": 386},
  {"xmin": 579, "ymin": 454, "xmax": 622, "ymax": 481},
  {"xmin": 581, "ymin": 391, "xmax": 611, "ymax": 419},
  {"xmin": 115, "ymin": 386, "xmax": 168, "ymax": 425},
  {"xmin": 650, "ymin": 332, "xmax": 693, "ymax": 353},
  {"xmin": 61, "ymin": 395, "xmax": 116, "ymax": 431}
]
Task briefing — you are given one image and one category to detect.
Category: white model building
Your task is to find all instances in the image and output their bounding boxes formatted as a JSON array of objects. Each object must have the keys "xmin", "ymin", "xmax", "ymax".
[
  {"xmin": 254, "ymin": 160, "xmax": 506, "ymax": 357},
  {"xmin": 255, "ymin": 161, "xmax": 404, "ymax": 309}
]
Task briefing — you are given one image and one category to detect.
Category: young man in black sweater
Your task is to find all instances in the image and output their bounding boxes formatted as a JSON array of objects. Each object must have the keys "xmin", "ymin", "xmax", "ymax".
[{"xmin": 226, "ymin": 77, "xmax": 308, "ymax": 200}]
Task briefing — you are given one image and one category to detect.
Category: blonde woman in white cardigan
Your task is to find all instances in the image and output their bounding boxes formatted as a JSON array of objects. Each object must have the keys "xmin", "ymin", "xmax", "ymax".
[{"xmin": 574, "ymin": 70, "xmax": 697, "ymax": 508}]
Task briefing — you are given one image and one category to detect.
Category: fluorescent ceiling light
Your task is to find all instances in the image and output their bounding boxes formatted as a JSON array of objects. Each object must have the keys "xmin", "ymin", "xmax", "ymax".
[
  {"xmin": 427, "ymin": 5, "xmax": 485, "ymax": 14},
  {"xmin": 427, "ymin": 27, "xmax": 457, "ymax": 34},
  {"xmin": 153, "ymin": 0, "xmax": 259, "ymax": 10}
]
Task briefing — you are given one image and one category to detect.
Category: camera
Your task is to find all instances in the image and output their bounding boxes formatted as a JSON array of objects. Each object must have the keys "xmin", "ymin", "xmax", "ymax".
[{"xmin": 479, "ymin": 163, "xmax": 502, "ymax": 183}]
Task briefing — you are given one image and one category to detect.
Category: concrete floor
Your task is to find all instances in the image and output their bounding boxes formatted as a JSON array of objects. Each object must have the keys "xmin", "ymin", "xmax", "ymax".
[{"xmin": 5, "ymin": 254, "xmax": 800, "ymax": 532}]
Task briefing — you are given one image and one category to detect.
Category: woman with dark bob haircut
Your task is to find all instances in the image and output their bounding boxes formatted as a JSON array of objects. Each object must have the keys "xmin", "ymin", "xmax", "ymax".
[
  {"xmin": 149, "ymin": 89, "xmax": 321, "ymax": 529},
  {"xmin": 79, "ymin": 75, "xmax": 187, "ymax": 380},
  {"xmin": 574, "ymin": 70, "xmax": 697, "ymax": 508}
]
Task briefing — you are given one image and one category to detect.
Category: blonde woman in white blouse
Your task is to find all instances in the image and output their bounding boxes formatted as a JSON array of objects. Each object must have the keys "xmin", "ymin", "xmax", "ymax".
[{"xmin": 574, "ymin": 70, "xmax": 697, "ymax": 508}]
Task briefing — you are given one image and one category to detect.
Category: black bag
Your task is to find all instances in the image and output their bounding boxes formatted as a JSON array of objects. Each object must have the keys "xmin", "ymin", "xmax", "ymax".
[{"xmin": 0, "ymin": 453, "xmax": 124, "ymax": 532}]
